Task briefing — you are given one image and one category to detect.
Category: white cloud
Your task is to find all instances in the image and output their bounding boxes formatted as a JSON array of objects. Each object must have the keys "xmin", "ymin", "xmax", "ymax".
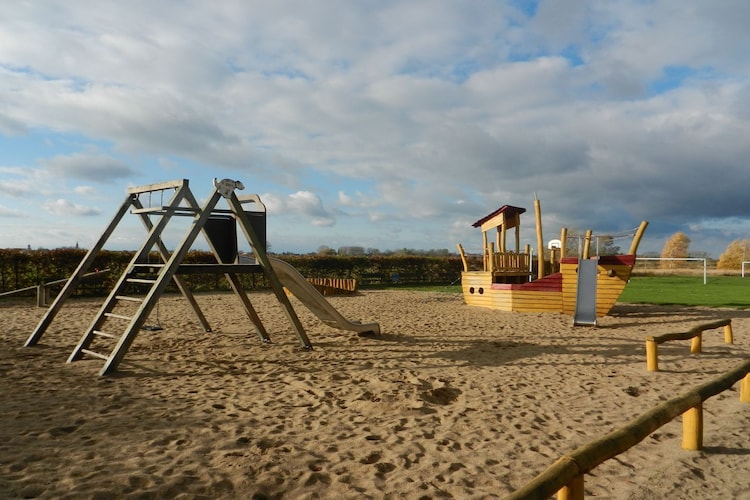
[
  {"xmin": 287, "ymin": 191, "xmax": 336, "ymax": 227},
  {"xmin": 41, "ymin": 152, "xmax": 136, "ymax": 183},
  {"xmin": 41, "ymin": 198, "xmax": 101, "ymax": 217},
  {"xmin": 1, "ymin": 1, "xmax": 750, "ymax": 255},
  {"xmin": 262, "ymin": 190, "xmax": 336, "ymax": 227},
  {"xmin": 73, "ymin": 185, "xmax": 95, "ymax": 195},
  {"xmin": 0, "ymin": 204, "xmax": 24, "ymax": 217}
]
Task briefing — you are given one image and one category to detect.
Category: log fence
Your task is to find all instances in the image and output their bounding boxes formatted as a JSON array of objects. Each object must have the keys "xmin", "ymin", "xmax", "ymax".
[
  {"xmin": 506, "ymin": 359, "xmax": 750, "ymax": 500},
  {"xmin": 645, "ymin": 319, "xmax": 733, "ymax": 372}
]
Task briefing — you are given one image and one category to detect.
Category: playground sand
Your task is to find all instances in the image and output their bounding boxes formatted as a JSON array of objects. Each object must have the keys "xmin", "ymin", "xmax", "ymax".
[{"xmin": 1, "ymin": 290, "xmax": 749, "ymax": 499}]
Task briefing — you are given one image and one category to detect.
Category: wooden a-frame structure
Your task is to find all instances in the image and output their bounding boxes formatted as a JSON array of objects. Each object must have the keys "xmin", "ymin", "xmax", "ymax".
[{"xmin": 25, "ymin": 178, "xmax": 311, "ymax": 376}]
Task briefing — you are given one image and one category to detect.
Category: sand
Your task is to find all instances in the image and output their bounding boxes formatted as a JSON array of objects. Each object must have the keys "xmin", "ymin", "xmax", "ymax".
[{"xmin": 1, "ymin": 290, "xmax": 749, "ymax": 499}]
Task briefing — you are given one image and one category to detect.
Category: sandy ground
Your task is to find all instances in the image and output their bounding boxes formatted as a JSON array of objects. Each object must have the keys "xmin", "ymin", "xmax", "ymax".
[{"xmin": 1, "ymin": 290, "xmax": 749, "ymax": 499}]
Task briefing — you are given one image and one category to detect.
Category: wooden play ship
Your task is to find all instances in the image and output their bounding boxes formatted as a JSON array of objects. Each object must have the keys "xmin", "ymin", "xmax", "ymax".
[{"xmin": 456, "ymin": 198, "xmax": 648, "ymax": 320}]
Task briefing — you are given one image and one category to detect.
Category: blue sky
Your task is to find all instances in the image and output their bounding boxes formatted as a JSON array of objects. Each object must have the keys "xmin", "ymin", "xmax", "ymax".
[{"xmin": 2, "ymin": 1, "xmax": 750, "ymax": 257}]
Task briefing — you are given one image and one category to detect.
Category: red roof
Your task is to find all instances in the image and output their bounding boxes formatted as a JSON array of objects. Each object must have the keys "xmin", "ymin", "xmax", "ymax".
[{"xmin": 471, "ymin": 205, "xmax": 526, "ymax": 228}]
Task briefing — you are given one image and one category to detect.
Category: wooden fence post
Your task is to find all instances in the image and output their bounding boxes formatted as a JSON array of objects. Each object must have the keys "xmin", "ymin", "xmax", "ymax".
[
  {"xmin": 741, "ymin": 374, "xmax": 750, "ymax": 403},
  {"xmin": 682, "ymin": 403, "xmax": 703, "ymax": 450},
  {"xmin": 724, "ymin": 323, "xmax": 733, "ymax": 344},
  {"xmin": 646, "ymin": 338, "xmax": 658, "ymax": 372},
  {"xmin": 690, "ymin": 333, "xmax": 702, "ymax": 354},
  {"xmin": 557, "ymin": 474, "xmax": 584, "ymax": 500},
  {"xmin": 36, "ymin": 285, "xmax": 49, "ymax": 307}
]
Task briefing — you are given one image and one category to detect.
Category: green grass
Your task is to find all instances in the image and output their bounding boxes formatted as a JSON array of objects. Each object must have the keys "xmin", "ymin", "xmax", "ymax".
[
  {"xmin": 619, "ymin": 275, "xmax": 750, "ymax": 308},
  {"xmin": 402, "ymin": 276, "xmax": 750, "ymax": 309}
]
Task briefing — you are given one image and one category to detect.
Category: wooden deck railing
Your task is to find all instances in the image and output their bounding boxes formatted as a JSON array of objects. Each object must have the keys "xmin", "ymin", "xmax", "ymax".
[
  {"xmin": 645, "ymin": 319, "xmax": 733, "ymax": 371},
  {"xmin": 491, "ymin": 252, "xmax": 531, "ymax": 273},
  {"xmin": 506, "ymin": 359, "xmax": 750, "ymax": 500}
]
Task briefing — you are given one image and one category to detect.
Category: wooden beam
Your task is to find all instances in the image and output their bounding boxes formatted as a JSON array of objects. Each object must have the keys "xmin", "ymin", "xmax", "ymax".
[
  {"xmin": 506, "ymin": 359, "xmax": 750, "ymax": 499},
  {"xmin": 629, "ymin": 220, "xmax": 649, "ymax": 255},
  {"xmin": 127, "ymin": 179, "xmax": 188, "ymax": 194},
  {"xmin": 535, "ymin": 197, "xmax": 544, "ymax": 278},
  {"xmin": 456, "ymin": 244, "xmax": 469, "ymax": 272}
]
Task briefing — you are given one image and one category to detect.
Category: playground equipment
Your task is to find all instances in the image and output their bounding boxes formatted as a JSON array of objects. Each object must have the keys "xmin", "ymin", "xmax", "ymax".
[
  {"xmin": 645, "ymin": 319, "xmax": 734, "ymax": 372},
  {"xmin": 305, "ymin": 277, "xmax": 358, "ymax": 296},
  {"xmin": 456, "ymin": 197, "xmax": 648, "ymax": 323},
  {"xmin": 507, "ymin": 358, "xmax": 750, "ymax": 499},
  {"xmin": 268, "ymin": 257, "xmax": 379, "ymax": 335},
  {"xmin": 25, "ymin": 178, "xmax": 379, "ymax": 376}
]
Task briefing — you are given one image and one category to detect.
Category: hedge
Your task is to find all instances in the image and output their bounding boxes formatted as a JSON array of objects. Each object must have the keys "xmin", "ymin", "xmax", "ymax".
[{"xmin": 0, "ymin": 249, "xmax": 475, "ymax": 298}]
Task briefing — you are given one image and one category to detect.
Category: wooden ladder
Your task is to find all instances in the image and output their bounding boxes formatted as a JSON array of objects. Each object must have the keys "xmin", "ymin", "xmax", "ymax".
[{"xmin": 67, "ymin": 182, "xmax": 223, "ymax": 375}]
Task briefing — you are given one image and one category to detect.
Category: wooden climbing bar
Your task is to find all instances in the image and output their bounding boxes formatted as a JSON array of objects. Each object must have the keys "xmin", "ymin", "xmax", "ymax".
[{"xmin": 645, "ymin": 319, "xmax": 734, "ymax": 372}]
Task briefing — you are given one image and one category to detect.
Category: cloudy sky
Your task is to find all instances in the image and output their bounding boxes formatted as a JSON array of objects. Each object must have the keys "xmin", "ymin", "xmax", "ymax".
[{"xmin": 2, "ymin": 1, "xmax": 750, "ymax": 257}]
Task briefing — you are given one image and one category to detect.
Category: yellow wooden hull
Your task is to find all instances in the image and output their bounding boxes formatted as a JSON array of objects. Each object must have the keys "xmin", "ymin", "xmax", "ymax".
[{"xmin": 462, "ymin": 255, "xmax": 635, "ymax": 317}]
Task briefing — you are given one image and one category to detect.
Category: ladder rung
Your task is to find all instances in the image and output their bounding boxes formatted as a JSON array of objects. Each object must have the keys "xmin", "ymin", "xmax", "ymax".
[
  {"xmin": 93, "ymin": 330, "xmax": 118, "ymax": 339},
  {"xmin": 104, "ymin": 312, "xmax": 132, "ymax": 321},
  {"xmin": 127, "ymin": 278, "xmax": 158, "ymax": 284},
  {"xmin": 81, "ymin": 349, "xmax": 111, "ymax": 361},
  {"xmin": 115, "ymin": 295, "xmax": 143, "ymax": 302},
  {"xmin": 132, "ymin": 264, "xmax": 165, "ymax": 268}
]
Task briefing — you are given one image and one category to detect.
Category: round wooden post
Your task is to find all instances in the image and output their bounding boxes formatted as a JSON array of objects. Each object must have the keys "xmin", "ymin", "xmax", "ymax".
[
  {"xmin": 724, "ymin": 323, "xmax": 733, "ymax": 344},
  {"xmin": 741, "ymin": 374, "xmax": 750, "ymax": 403},
  {"xmin": 557, "ymin": 474, "xmax": 584, "ymax": 500},
  {"xmin": 535, "ymin": 196, "xmax": 545, "ymax": 279},
  {"xmin": 488, "ymin": 242, "xmax": 495, "ymax": 274},
  {"xmin": 582, "ymin": 230, "xmax": 592, "ymax": 259},
  {"xmin": 628, "ymin": 221, "xmax": 649, "ymax": 255},
  {"xmin": 690, "ymin": 333, "xmax": 702, "ymax": 354},
  {"xmin": 646, "ymin": 338, "xmax": 658, "ymax": 372},
  {"xmin": 682, "ymin": 404, "xmax": 703, "ymax": 450}
]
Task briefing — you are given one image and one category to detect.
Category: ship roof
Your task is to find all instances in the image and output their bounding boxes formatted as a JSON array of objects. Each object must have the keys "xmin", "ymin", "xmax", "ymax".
[{"xmin": 471, "ymin": 205, "xmax": 526, "ymax": 228}]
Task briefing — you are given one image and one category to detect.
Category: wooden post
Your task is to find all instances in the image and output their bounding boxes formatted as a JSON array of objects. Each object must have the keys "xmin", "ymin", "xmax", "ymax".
[
  {"xmin": 488, "ymin": 242, "xmax": 495, "ymax": 274},
  {"xmin": 535, "ymin": 196, "xmax": 545, "ymax": 279},
  {"xmin": 557, "ymin": 474, "xmax": 584, "ymax": 500},
  {"xmin": 582, "ymin": 230, "xmax": 592, "ymax": 259},
  {"xmin": 628, "ymin": 221, "xmax": 649, "ymax": 255},
  {"xmin": 741, "ymin": 374, "xmax": 750, "ymax": 403},
  {"xmin": 36, "ymin": 285, "xmax": 48, "ymax": 307},
  {"xmin": 690, "ymin": 333, "xmax": 702, "ymax": 354},
  {"xmin": 724, "ymin": 323, "xmax": 733, "ymax": 344},
  {"xmin": 524, "ymin": 243, "xmax": 531, "ymax": 277},
  {"xmin": 646, "ymin": 338, "xmax": 658, "ymax": 371},
  {"xmin": 560, "ymin": 228, "xmax": 568, "ymax": 259},
  {"xmin": 482, "ymin": 231, "xmax": 489, "ymax": 271},
  {"xmin": 682, "ymin": 404, "xmax": 703, "ymax": 450},
  {"xmin": 456, "ymin": 244, "xmax": 469, "ymax": 273}
]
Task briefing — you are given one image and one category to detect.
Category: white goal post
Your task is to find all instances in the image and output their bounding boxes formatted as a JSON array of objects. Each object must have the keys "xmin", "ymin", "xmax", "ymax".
[
  {"xmin": 742, "ymin": 261, "xmax": 750, "ymax": 278},
  {"xmin": 635, "ymin": 257, "xmax": 707, "ymax": 285}
]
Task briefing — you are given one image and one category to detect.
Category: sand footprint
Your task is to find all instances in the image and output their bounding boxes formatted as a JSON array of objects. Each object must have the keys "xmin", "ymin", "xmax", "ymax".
[{"xmin": 420, "ymin": 386, "xmax": 462, "ymax": 405}]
